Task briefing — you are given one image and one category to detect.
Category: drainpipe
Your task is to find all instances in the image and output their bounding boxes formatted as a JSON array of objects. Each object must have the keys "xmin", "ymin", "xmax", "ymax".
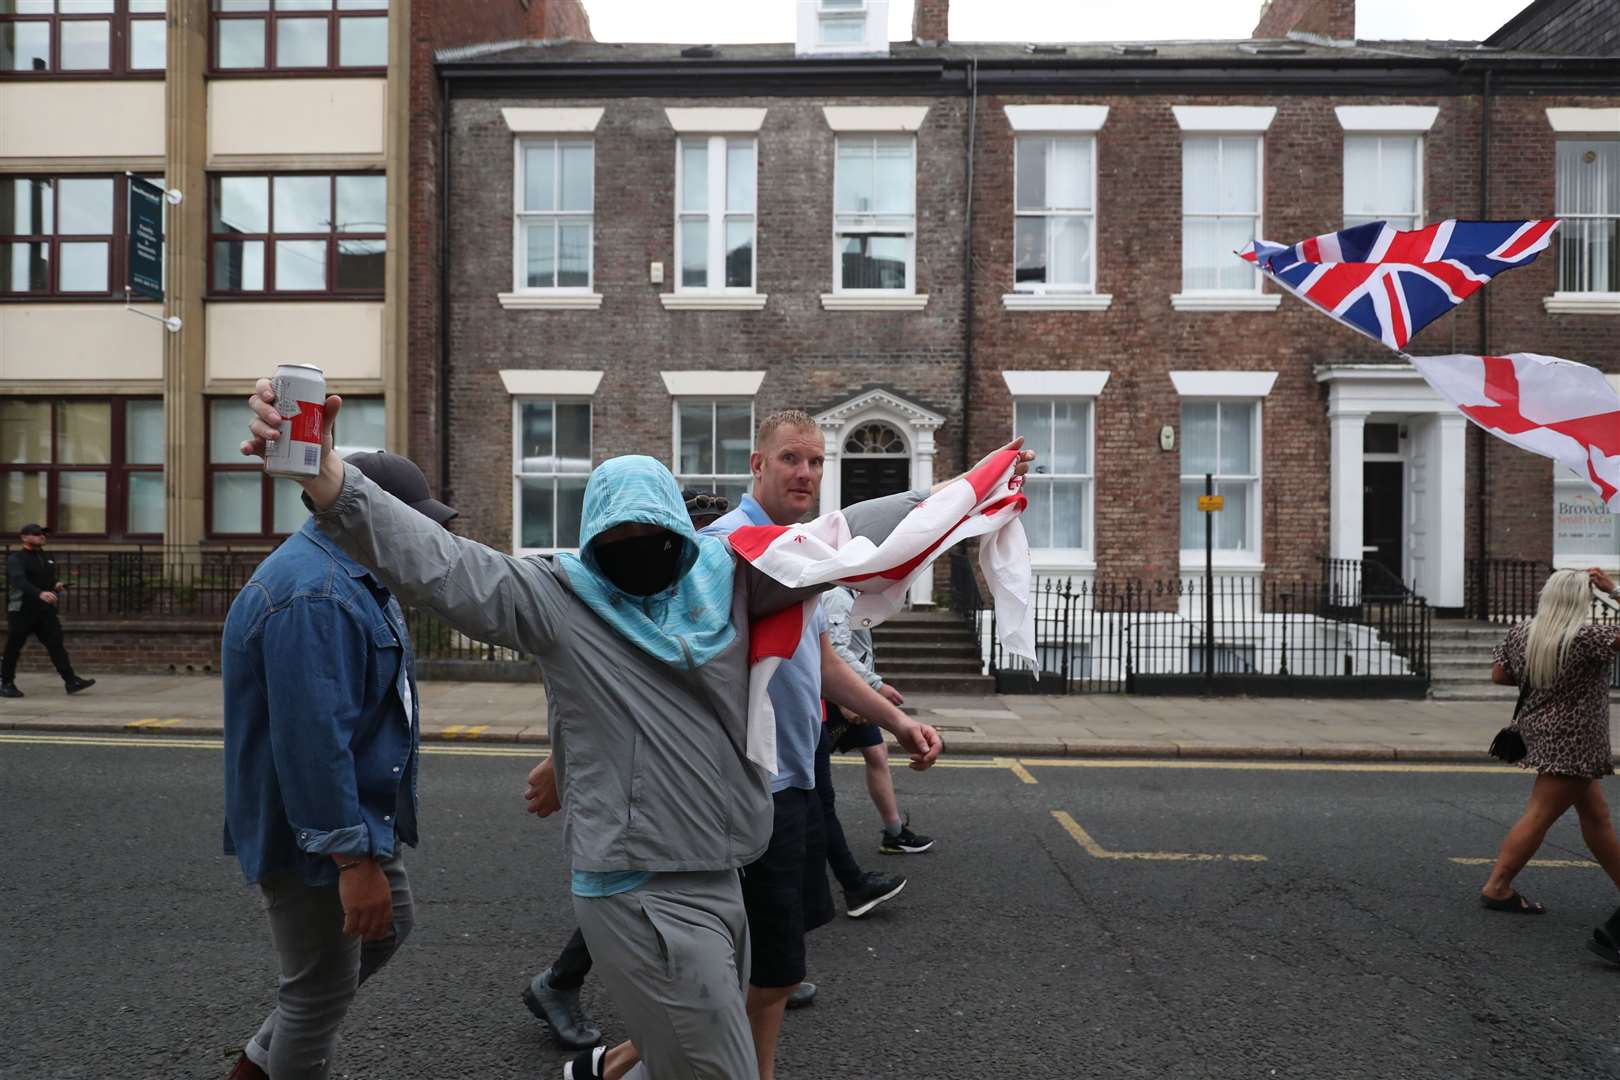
[
  {"xmin": 1474, "ymin": 67, "xmax": 1492, "ymax": 595},
  {"xmin": 437, "ymin": 72, "xmax": 453, "ymax": 504},
  {"xmin": 958, "ymin": 57, "xmax": 977, "ymax": 472}
]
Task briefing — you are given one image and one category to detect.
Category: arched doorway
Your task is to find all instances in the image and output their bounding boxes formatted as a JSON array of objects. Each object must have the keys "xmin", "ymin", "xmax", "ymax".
[{"xmin": 840, "ymin": 420, "xmax": 910, "ymax": 507}]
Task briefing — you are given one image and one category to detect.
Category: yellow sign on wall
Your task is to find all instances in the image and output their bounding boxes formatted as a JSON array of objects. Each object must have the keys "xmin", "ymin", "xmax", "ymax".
[{"xmin": 1197, "ymin": 495, "xmax": 1225, "ymax": 513}]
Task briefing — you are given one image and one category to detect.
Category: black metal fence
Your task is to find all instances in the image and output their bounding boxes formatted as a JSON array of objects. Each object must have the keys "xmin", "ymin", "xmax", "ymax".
[
  {"xmin": 1466, "ymin": 557, "xmax": 1552, "ymax": 624},
  {"xmin": 2, "ymin": 544, "xmax": 271, "ymax": 619},
  {"xmin": 951, "ymin": 554, "xmax": 1430, "ymax": 697}
]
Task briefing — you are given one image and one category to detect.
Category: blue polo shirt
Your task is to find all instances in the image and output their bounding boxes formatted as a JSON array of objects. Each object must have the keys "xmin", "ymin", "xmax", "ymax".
[{"xmin": 703, "ymin": 493, "xmax": 825, "ymax": 793}]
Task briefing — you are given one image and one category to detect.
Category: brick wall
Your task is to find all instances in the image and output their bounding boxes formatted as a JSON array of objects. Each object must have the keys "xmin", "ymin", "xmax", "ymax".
[
  {"xmin": 912, "ymin": 0, "xmax": 949, "ymax": 44},
  {"xmin": 1487, "ymin": 0, "xmax": 1619, "ymax": 55},
  {"xmin": 4, "ymin": 620, "xmax": 222, "ymax": 677},
  {"xmin": 442, "ymin": 93, "xmax": 969, "ymax": 551},
  {"xmin": 1252, "ymin": 0, "xmax": 1355, "ymax": 39},
  {"xmin": 406, "ymin": 0, "xmax": 592, "ymax": 501}
]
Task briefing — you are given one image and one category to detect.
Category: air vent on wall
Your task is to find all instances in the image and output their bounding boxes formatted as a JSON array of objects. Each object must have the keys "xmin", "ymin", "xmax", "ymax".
[
  {"xmin": 1113, "ymin": 43, "xmax": 1157, "ymax": 55},
  {"xmin": 681, "ymin": 45, "xmax": 718, "ymax": 58},
  {"xmin": 1025, "ymin": 43, "xmax": 1068, "ymax": 54}
]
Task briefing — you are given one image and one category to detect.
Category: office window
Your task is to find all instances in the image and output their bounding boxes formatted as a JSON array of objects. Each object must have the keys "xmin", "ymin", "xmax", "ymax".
[
  {"xmin": 0, "ymin": 397, "xmax": 162, "ymax": 538},
  {"xmin": 1556, "ymin": 140, "xmax": 1618, "ymax": 294},
  {"xmin": 677, "ymin": 136, "xmax": 756, "ymax": 292},
  {"xmin": 817, "ymin": 0, "xmax": 865, "ymax": 44},
  {"xmin": 515, "ymin": 139, "xmax": 593, "ymax": 291},
  {"xmin": 0, "ymin": 0, "xmax": 165, "ymax": 75},
  {"xmin": 513, "ymin": 400, "xmax": 590, "ymax": 552},
  {"xmin": 834, "ymin": 135, "xmax": 915, "ymax": 292},
  {"xmin": 1014, "ymin": 136, "xmax": 1096, "ymax": 292},
  {"xmin": 675, "ymin": 399, "xmax": 752, "ymax": 509},
  {"xmin": 1181, "ymin": 135, "xmax": 1261, "ymax": 292},
  {"xmin": 211, "ymin": 0, "xmax": 387, "ymax": 73},
  {"xmin": 1179, "ymin": 400, "xmax": 1259, "ymax": 554},
  {"xmin": 209, "ymin": 173, "xmax": 386, "ymax": 295},
  {"xmin": 1015, "ymin": 398, "xmax": 1092, "ymax": 552},
  {"xmin": 1344, "ymin": 135, "xmax": 1421, "ymax": 230},
  {"xmin": 208, "ymin": 396, "xmax": 381, "ymax": 537},
  {"xmin": 0, "ymin": 175, "xmax": 131, "ymax": 296}
]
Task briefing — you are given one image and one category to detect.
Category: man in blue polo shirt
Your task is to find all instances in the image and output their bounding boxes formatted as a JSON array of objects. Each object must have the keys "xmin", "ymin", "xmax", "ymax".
[{"xmin": 703, "ymin": 409, "xmax": 942, "ymax": 1080}]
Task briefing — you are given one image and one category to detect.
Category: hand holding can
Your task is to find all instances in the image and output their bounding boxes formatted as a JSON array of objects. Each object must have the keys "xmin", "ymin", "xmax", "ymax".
[{"xmin": 243, "ymin": 369, "xmax": 347, "ymax": 511}]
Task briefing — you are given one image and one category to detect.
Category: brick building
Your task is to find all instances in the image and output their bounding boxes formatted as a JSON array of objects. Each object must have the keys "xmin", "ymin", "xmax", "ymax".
[{"xmin": 421, "ymin": 0, "xmax": 1617, "ymax": 619}]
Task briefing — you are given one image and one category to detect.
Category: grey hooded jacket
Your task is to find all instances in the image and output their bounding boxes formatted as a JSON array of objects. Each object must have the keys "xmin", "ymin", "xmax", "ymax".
[{"xmin": 312, "ymin": 463, "xmax": 919, "ymax": 874}]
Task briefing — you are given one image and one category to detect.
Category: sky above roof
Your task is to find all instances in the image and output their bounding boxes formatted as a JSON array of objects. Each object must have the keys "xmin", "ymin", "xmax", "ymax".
[{"xmin": 580, "ymin": 0, "xmax": 1537, "ymax": 44}]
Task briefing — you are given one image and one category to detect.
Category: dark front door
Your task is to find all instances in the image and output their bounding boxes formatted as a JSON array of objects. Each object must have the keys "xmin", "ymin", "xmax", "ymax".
[
  {"xmin": 842, "ymin": 458, "xmax": 910, "ymax": 508},
  {"xmin": 1362, "ymin": 461, "xmax": 1404, "ymax": 589}
]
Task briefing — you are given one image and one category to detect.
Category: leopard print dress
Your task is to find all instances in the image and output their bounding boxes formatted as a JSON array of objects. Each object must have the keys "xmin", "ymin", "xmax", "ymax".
[{"xmin": 1492, "ymin": 622, "xmax": 1617, "ymax": 779}]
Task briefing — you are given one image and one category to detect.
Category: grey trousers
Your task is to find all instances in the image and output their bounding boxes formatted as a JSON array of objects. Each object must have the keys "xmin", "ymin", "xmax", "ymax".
[
  {"xmin": 574, "ymin": 870, "xmax": 757, "ymax": 1080},
  {"xmin": 244, "ymin": 856, "xmax": 414, "ymax": 1079}
]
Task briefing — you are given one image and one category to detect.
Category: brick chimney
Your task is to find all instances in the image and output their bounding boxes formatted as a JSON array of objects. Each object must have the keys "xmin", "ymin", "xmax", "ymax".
[
  {"xmin": 912, "ymin": 0, "xmax": 948, "ymax": 45},
  {"xmin": 1252, "ymin": 0, "xmax": 1353, "ymax": 40},
  {"xmin": 523, "ymin": 0, "xmax": 594, "ymax": 41}
]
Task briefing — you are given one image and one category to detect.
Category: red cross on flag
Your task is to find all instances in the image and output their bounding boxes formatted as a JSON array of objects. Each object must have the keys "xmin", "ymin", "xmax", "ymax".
[{"xmin": 1408, "ymin": 352, "xmax": 1620, "ymax": 507}]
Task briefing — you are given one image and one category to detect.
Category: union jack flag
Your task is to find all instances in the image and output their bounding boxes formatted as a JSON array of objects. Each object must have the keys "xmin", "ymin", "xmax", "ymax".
[{"xmin": 1239, "ymin": 219, "xmax": 1559, "ymax": 350}]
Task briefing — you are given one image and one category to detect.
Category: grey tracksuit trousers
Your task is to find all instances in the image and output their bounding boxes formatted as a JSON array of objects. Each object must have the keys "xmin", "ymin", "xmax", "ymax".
[{"xmin": 573, "ymin": 870, "xmax": 757, "ymax": 1080}]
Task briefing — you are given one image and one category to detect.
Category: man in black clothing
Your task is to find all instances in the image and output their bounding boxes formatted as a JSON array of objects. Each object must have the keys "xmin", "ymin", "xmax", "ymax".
[{"xmin": 2, "ymin": 524, "xmax": 94, "ymax": 698}]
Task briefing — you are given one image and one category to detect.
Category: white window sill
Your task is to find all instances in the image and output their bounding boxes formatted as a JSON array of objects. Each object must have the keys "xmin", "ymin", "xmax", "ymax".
[
  {"xmin": 497, "ymin": 292, "xmax": 604, "ymax": 311},
  {"xmin": 1031, "ymin": 553, "xmax": 1097, "ymax": 574},
  {"xmin": 1001, "ymin": 292, "xmax": 1113, "ymax": 312},
  {"xmin": 1544, "ymin": 292, "xmax": 1620, "ymax": 315},
  {"xmin": 1171, "ymin": 293, "xmax": 1281, "ymax": 312},
  {"xmin": 659, "ymin": 292, "xmax": 769, "ymax": 311},
  {"xmin": 1178, "ymin": 557, "xmax": 1265, "ymax": 574},
  {"xmin": 820, "ymin": 293, "xmax": 930, "ymax": 311}
]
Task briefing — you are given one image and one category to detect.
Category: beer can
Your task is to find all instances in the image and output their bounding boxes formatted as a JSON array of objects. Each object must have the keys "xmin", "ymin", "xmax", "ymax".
[{"xmin": 264, "ymin": 363, "xmax": 326, "ymax": 478}]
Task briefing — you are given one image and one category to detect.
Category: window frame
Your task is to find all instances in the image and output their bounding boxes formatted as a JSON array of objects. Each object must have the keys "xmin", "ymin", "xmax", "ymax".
[
  {"xmin": 1179, "ymin": 134, "xmax": 1265, "ymax": 296},
  {"xmin": 206, "ymin": 171, "xmax": 387, "ymax": 299},
  {"xmin": 831, "ymin": 133, "xmax": 918, "ymax": 295},
  {"xmin": 1012, "ymin": 133, "xmax": 1099, "ymax": 295},
  {"xmin": 1013, "ymin": 396, "xmax": 1096, "ymax": 563},
  {"xmin": 0, "ymin": 395, "xmax": 163, "ymax": 541},
  {"xmin": 510, "ymin": 396, "xmax": 593, "ymax": 556},
  {"xmin": 674, "ymin": 134, "xmax": 758, "ymax": 295},
  {"xmin": 205, "ymin": 394, "xmax": 382, "ymax": 539},
  {"xmin": 511, "ymin": 136, "xmax": 595, "ymax": 295},
  {"xmin": 208, "ymin": 0, "xmax": 388, "ymax": 77},
  {"xmin": 1554, "ymin": 136, "xmax": 1620, "ymax": 296},
  {"xmin": 671, "ymin": 397, "xmax": 755, "ymax": 505},
  {"xmin": 0, "ymin": 174, "xmax": 135, "ymax": 301},
  {"xmin": 816, "ymin": 0, "xmax": 867, "ymax": 45},
  {"xmin": 1342, "ymin": 133, "xmax": 1424, "ymax": 231},
  {"xmin": 0, "ymin": 0, "xmax": 167, "ymax": 80},
  {"xmin": 1177, "ymin": 398, "xmax": 1263, "ymax": 563}
]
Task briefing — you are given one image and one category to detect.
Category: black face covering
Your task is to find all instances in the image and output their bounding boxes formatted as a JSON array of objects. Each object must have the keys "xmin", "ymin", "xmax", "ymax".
[{"xmin": 593, "ymin": 531, "xmax": 684, "ymax": 597}]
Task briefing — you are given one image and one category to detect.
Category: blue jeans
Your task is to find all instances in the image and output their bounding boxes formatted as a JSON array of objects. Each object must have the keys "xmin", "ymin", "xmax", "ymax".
[{"xmin": 245, "ymin": 856, "xmax": 414, "ymax": 1079}]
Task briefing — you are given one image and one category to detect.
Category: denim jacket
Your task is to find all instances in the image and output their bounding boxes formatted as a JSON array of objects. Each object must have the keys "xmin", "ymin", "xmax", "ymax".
[{"xmin": 221, "ymin": 519, "xmax": 420, "ymax": 886}]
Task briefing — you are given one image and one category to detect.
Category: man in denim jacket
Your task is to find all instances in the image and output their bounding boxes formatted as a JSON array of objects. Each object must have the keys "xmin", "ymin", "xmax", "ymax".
[{"xmin": 220, "ymin": 451, "xmax": 456, "ymax": 1080}]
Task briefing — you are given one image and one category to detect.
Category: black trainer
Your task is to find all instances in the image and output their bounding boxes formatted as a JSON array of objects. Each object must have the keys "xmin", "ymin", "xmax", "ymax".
[
  {"xmin": 0, "ymin": 683, "xmax": 22, "ymax": 699},
  {"xmin": 65, "ymin": 677, "xmax": 96, "ymax": 695},
  {"xmin": 786, "ymin": 981, "xmax": 817, "ymax": 1010},
  {"xmin": 523, "ymin": 968, "xmax": 602, "ymax": 1050},
  {"xmin": 562, "ymin": 1046, "xmax": 605, "ymax": 1080},
  {"xmin": 843, "ymin": 870, "xmax": 905, "ymax": 918},
  {"xmin": 879, "ymin": 819, "xmax": 934, "ymax": 855}
]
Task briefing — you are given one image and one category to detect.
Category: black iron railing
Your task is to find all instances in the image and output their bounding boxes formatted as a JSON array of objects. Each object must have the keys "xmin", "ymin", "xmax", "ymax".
[
  {"xmin": 403, "ymin": 607, "xmax": 525, "ymax": 664},
  {"xmin": 1321, "ymin": 557, "xmax": 1413, "ymax": 605},
  {"xmin": 1466, "ymin": 557, "xmax": 1553, "ymax": 624},
  {"xmin": 2, "ymin": 544, "xmax": 274, "ymax": 618}
]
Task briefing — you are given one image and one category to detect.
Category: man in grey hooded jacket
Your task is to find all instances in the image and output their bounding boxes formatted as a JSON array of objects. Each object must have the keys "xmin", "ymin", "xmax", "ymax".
[{"xmin": 243, "ymin": 383, "xmax": 1028, "ymax": 1080}]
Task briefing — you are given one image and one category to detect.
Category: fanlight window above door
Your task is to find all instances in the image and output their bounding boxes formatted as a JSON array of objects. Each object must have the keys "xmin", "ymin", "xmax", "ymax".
[{"xmin": 844, "ymin": 421, "xmax": 906, "ymax": 455}]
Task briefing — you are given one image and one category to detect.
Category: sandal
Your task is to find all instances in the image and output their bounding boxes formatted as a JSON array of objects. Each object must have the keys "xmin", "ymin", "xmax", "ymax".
[{"xmin": 1480, "ymin": 891, "xmax": 1546, "ymax": 915}]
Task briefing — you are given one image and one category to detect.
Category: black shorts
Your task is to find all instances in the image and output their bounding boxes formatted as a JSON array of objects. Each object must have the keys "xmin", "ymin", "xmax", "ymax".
[
  {"xmin": 740, "ymin": 786, "xmax": 833, "ymax": 988},
  {"xmin": 825, "ymin": 702, "xmax": 885, "ymax": 753}
]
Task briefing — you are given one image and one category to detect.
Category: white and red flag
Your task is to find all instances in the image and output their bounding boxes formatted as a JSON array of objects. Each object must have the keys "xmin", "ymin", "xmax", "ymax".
[
  {"xmin": 1408, "ymin": 352, "xmax": 1620, "ymax": 508},
  {"xmin": 726, "ymin": 447, "xmax": 1036, "ymax": 774}
]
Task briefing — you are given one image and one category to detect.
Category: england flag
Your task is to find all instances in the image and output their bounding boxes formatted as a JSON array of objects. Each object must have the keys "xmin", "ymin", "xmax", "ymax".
[
  {"xmin": 727, "ymin": 447, "xmax": 1036, "ymax": 774},
  {"xmin": 1408, "ymin": 352, "xmax": 1620, "ymax": 508}
]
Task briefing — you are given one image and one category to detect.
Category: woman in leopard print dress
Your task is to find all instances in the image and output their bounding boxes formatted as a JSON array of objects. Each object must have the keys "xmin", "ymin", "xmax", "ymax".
[{"xmin": 1482, "ymin": 569, "xmax": 1620, "ymax": 962}]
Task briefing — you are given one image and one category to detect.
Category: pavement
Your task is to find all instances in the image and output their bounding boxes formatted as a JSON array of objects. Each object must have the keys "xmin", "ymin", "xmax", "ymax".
[{"xmin": 0, "ymin": 671, "xmax": 1590, "ymax": 762}]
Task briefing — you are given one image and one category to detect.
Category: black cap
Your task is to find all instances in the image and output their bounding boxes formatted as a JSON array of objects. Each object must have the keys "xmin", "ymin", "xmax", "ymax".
[
  {"xmin": 345, "ymin": 452, "xmax": 458, "ymax": 525},
  {"xmin": 19, "ymin": 523, "xmax": 47, "ymax": 536}
]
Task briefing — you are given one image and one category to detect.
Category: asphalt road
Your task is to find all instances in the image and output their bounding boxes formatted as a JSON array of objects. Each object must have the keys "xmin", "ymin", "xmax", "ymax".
[{"xmin": 8, "ymin": 734, "xmax": 1620, "ymax": 1080}]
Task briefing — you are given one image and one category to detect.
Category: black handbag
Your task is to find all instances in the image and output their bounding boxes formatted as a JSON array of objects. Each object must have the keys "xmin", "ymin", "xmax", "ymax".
[{"xmin": 1488, "ymin": 682, "xmax": 1533, "ymax": 764}]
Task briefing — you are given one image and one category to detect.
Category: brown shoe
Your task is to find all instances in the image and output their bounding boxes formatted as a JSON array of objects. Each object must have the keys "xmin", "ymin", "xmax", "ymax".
[{"xmin": 225, "ymin": 1053, "xmax": 268, "ymax": 1080}]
